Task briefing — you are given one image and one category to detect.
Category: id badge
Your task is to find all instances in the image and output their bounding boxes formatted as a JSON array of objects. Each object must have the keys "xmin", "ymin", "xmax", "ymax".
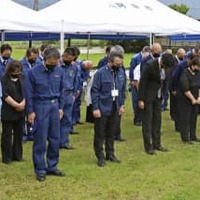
[{"xmin": 111, "ymin": 89, "xmax": 119, "ymax": 97}]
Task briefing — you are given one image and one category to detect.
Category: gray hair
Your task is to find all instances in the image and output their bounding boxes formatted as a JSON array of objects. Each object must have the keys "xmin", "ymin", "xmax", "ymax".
[
  {"xmin": 110, "ymin": 45, "xmax": 125, "ymax": 55},
  {"xmin": 43, "ymin": 48, "xmax": 60, "ymax": 61}
]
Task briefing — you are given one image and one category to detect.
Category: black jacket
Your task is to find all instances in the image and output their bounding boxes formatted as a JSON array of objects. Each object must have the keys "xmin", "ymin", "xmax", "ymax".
[
  {"xmin": 1, "ymin": 74, "xmax": 25, "ymax": 121},
  {"xmin": 139, "ymin": 58, "xmax": 165, "ymax": 102}
]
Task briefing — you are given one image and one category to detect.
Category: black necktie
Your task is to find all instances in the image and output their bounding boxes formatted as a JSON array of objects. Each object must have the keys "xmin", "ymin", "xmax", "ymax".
[{"xmin": 3, "ymin": 60, "xmax": 6, "ymax": 66}]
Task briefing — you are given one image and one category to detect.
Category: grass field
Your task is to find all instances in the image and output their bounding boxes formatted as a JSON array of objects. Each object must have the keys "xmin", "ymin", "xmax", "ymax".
[{"xmin": 0, "ymin": 50, "xmax": 200, "ymax": 199}]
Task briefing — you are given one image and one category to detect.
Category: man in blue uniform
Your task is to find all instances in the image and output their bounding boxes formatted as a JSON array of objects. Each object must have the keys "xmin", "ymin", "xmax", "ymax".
[
  {"xmin": 72, "ymin": 60, "xmax": 93, "ymax": 128},
  {"xmin": 91, "ymin": 52, "xmax": 126, "ymax": 167},
  {"xmin": 129, "ymin": 46, "xmax": 150, "ymax": 126},
  {"xmin": 26, "ymin": 48, "xmax": 65, "ymax": 182},
  {"xmin": 0, "ymin": 44, "xmax": 14, "ymax": 77},
  {"xmin": 97, "ymin": 45, "xmax": 112, "ymax": 69},
  {"xmin": 60, "ymin": 47, "xmax": 79, "ymax": 150},
  {"xmin": 38, "ymin": 44, "xmax": 51, "ymax": 62},
  {"xmin": 21, "ymin": 47, "xmax": 41, "ymax": 141}
]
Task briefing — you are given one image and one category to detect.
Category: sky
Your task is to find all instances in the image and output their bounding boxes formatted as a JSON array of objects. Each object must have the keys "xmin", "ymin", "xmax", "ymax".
[
  {"xmin": 13, "ymin": 0, "xmax": 60, "ymax": 10},
  {"xmin": 159, "ymin": 0, "xmax": 200, "ymax": 19}
]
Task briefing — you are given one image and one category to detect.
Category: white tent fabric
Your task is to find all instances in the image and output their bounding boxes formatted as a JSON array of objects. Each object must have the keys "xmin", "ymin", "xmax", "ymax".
[
  {"xmin": 38, "ymin": 0, "xmax": 200, "ymax": 35},
  {"xmin": 0, "ymin": 0, "xmax": 45, "ymax": 32}
]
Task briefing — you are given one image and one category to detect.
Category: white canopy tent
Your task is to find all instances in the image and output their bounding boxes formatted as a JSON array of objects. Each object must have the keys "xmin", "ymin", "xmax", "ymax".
[
  {"xmin": 37, "ymin": 0, "xmax": 200, "ymax": 53},
  {"xmin": 0, "ymin": 0, "xmax": 49, "ymax": 42}
]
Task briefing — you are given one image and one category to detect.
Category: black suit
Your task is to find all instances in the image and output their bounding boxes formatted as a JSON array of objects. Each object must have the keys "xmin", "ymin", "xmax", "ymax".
[{"xmin": 138, "ymin": 58, "xmax": 165, "ymax": 152}]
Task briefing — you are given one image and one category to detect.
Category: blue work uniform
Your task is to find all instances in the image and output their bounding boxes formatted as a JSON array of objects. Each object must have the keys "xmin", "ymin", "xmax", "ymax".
[
  {"xmin": 97, "ymin": 56, "xmax": 109, "ymax": 69},
  {"xmin": 21, "ymin": 57, "xmax": 41, "ymax": 76},
  {"xmin": 91, "ymin": 65, "xmax": 126, "ymax": 159},
  {"xmin": 60, "ymin": 62, "xmax": 79, "ymax": 147},
  {"xmin": 0, "ymin": 57, "xmax": 14, "ymax": 77},
  {"xmin": 21, "ymin": 57, "xmax": 42, "ymax": 141},
  {"xmin": 72, "ymin": 61, "xmax": 90, "ymax": 125},
  {"xmin": 25, "ymin": 63, "xmax": 65, "ymax": 176},
  {"xmin": 129, "ymin": 52, "xmax": 142, "ymax": 125}
]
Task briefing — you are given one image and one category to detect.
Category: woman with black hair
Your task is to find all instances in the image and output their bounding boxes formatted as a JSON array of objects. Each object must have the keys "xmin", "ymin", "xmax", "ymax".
[
  {"xmin": 178, "ymin": 56, "xmax": 200, "ymax": 144},
  {"xmin": 1, "ymin": 60, "xmax": 25, "ymax": 164}
]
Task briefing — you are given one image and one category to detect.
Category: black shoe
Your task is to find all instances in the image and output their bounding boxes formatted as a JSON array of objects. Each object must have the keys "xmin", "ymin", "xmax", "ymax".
[
  {"xmin": 13, "ymin": 158, "xmax": 24, "ymax": 162},
  {"xmin": 60, "ymin": 144, "xmax": 74, "ymax": 150},
  {"xmin": 2, "ymin": 160, "xmax": 12, "ymax": 165},
  {"xmin": 97, "ymin": 159, "xmax": 106, "ymax": 167},
  {"xmin": 183, "ymin": 140, "xmax": 193, "ymax": 145},
  {"xmin": 134, "ymin": 121, "xmax": 142, "ymax": 126},
  {"xmin": 106, "ymin": 155, "xmax": 121, "ymax": 163},
  {"xmin": 70, "ymin": 131, "xmax": 80, "ymax": 135},
  {"xmin": 76, "ymin": 121, "xmax": 84, "ymax": 125},
  {"xmin": 146, "ymin": 149, "xmax": 156, "ymax": 155},
  {"xmin": 154, "ymin": 146, "xmax": 168, "ymax": 152},
  {"xmin": 191, "ymin": 138, "xmax": 200, "ymax": 142},
  {"xmin": 36, "ymin": 174, "xmax": 45, "ymax": 182},
  {"xmin": 46, "ymin": 169, "xmax": 65, "ymax": 176},
  {"xmin": 115, "ymin": 138, "xmax": 126, "ymax": 142}
]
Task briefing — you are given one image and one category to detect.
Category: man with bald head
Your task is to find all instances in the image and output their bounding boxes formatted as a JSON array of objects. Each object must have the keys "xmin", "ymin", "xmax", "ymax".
[
  {"xmin": 71, "ymin": 59, "xmax": 93, "ymax": 131},
  {"xmin": 140, "ymin": 43, "xmax": 162, "ymax": 73},
  {"xmin": 174, "ymin": 48, "xmax": 186, "ymax": 64}
]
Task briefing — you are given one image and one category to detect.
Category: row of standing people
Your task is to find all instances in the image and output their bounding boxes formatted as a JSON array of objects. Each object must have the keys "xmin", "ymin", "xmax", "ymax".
[
  {"xmin": 0, "ymin": 45, "xmax": 93, "ymax": 182},
  {"xmin": 129, "ymin": 43, "xmax": 200, "ymax": 155}
]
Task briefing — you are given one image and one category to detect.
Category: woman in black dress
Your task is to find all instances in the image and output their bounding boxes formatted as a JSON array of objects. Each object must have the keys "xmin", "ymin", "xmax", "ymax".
[
  {"xmin": 1, "ymin": 60, "xmax": 25, "ymax": 164},
  {"xmin": 178, "ymin": 56, "xmax": 200, "ymax": 144}
]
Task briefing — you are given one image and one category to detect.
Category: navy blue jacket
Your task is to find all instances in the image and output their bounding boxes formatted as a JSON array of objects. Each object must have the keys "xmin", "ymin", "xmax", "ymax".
[
  {"xmin": 77, "ymin": 61, "xmax": 90, "ymax": 92},
  {"xmin": 0, "ymin": 57, "xmax": 14, "ymax": 77},
  {"xmin": 25, "ymin": 63, "xmax": 65, "ymax": 114},
  {"xmin": 60, "ymin": 62, "xmax": 79, "ymax": 93},
  {"xmin": 129, "ymin": 52, "xmax": 142, "ymax": 81},
  {"xmin": 91, "ymin": 65, "xmax": 126, "ymax": 116},
  {"xmin": 97, "ymin": 56, "xmax": 109, "ymax": 69},
  {"xmin": 20, "ymin": 57, "xmax": 42, "ymax": 76},
  {"xmin": 171, "ymin": 59, "xmax": 188, "ymax": 92}
]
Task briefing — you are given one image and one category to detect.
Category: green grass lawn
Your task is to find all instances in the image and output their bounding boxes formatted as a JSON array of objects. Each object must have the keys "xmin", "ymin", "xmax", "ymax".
[
  {"xmin": 1, "ymin": 50, "xmax": 200, "ymax": 199},
  {"xmin": 0, "ymin": 96, "xmax": 200, "ymax": 200}
]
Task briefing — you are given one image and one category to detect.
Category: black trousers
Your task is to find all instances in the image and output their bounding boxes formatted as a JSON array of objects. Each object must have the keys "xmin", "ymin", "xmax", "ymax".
[
  {"xmin": 170, "ymin": 93, "xmax": 180, "ymax": 131},
  {"xmin": 93, "ymin": 104, "xmax": 118, "ymax": 160},
  {"xmin": 1, "ymin": 119, "xmax": 23, "ymax": 163},
  {"xmin": 85, "ymin": 104, "xmax": 95, "ymax": 123},
  {"xmin": 141, "ymin": 98, "xmax": 162, "ymax": 152},
  {"xmin": 178, "ymin": 98, "xmax": 198, "ymax": 141},
  {"xmin": 114, "ymin": 115, "xmax": 122, "ymax": 140}
]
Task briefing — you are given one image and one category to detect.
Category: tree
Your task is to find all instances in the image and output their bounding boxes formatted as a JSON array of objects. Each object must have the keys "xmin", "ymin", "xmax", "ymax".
[{"xmin": 169, "ymin": 3, "xmax": 189, "ymax": 15}]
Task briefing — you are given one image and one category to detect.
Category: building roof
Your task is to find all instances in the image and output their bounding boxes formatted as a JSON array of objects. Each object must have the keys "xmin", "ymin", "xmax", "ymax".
[{"xmin": 159, "ymin": 0, "xmax": 200, "ymax": 20}]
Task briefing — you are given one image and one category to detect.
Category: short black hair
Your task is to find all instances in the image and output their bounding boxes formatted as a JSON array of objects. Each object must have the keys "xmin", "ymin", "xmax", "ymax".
[
  {"xmin": 188, "ymin": 55, "xmax": 200, "ymax": 67},
  {"xmin": 26, "ymin": 47, "xmax": 39, "ymax": 57},
  {"xmin": 161, "ymin": 53, "xmax": 175, "ymax": 68},
  {"xmin": 43, "ymin": 48, "xmax": 60, "ymax": 61},
  {"xmin": 71, "ymin": 46, "xmax": 80, "ymax": 57},
  {"xmin": 40, "ymin": 44, "xmax": 51, "ymax": 52},
  {"xmin": 1, "ymin": 44, "xmax": 12, "ymax": 54},
  {"xmin": 63, "ymin": 47, "xmax": 76, "ymax": 56}
]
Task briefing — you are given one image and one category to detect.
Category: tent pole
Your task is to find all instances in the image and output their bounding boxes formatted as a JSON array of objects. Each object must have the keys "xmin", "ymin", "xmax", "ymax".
[
  {"xmin": 60, "ymin": 20, "xmax": 65, "ymax": 54},
  {"xmin": 149, "ymin": 33, "xmax": 154, "ymax": 47},
  {"xmin": 86, "ymin": 32, "xmax": 91, "ymax": 60},
  {"xmin": 29, "ymin": 32, "xmax": 33, "ymax": 48},
  {"xmin": 1, "ymin": 30, "xmax": 5, "ymax": 45}
]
